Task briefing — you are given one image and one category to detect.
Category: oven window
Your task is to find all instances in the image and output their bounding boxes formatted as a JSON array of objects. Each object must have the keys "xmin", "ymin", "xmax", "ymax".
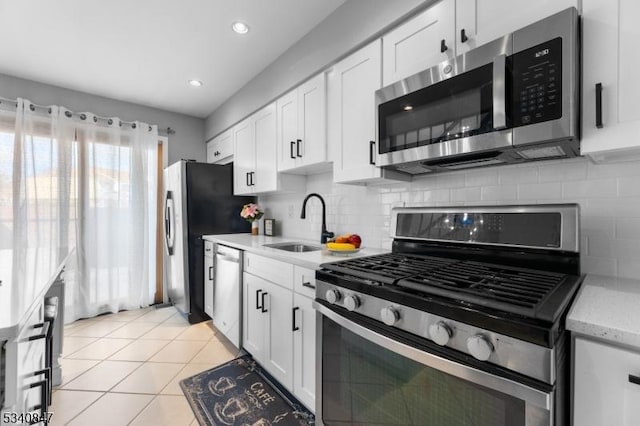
[
  {"xmin": 378, "ymin": 63, "xmax": 496, "ymax": 154},
  {"xmin": 322, "ymin": 317, "xmax": 525, "ymax": 425}
]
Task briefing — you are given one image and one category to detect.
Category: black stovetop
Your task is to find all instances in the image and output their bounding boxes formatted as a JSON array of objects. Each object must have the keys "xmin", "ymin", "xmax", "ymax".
[{"xmin": 318, "ymin": 244, "xmax": 584, "ymax": 347}]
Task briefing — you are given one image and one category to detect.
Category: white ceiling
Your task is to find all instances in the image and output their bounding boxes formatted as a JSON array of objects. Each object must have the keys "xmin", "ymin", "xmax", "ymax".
[{"xmin": 0, "ymin": 0, "xmax": 346, "ymax": 118}]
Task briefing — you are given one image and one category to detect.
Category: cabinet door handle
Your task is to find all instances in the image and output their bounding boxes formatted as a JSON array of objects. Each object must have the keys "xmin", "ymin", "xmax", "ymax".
[
  {"xmin": 290, "ymin": 141, "xmax": 296, "ymax": 159},
  {"xmin": 296, "ymin": 139, "xmax": 302, "ymax": 158},
  {"xmin": 440, "ymin": 39, "xmax": 448, "ymax": 53},
  {"xmin": 208, "ymin": 266, "xmax": 213, "ymax": 281},
  {"xmin": 246, "ymin": 172, "xmax": 250, "ymax": 187},
  {"xmin": 629, "ymin": 374, "xmax": 640, "ymax": 386},
  {"xmin": 595, "ymin": 82, "xmax": 603, "ymax": 129},
  {"xmin": 460, "ymin": 29, "xmax": 468, "ymax": 43},
  {"xmin": 261, "ymin": 292, "xmax": 268, "ymax": 313},
  {"xmin": 369, "ymin": 141, "xmax": 376, "ymax": 165},
  {"xmin": 28, "ymin": 321, "xmax": 50, "ymax": 341},
  {"xmin": 250, "ymin": 172, "xmax": 255, "ymax": 186},
  {"xmin": 292, "ymin": 307, "xmax": 300, "ymax": 331},
  {"xmin": 302, "ymin": 281, "xmax": 316, "ymax": 290},
  {"xmin": 255, "ymin": 289, "xmax": 262, "ymax": 310}
]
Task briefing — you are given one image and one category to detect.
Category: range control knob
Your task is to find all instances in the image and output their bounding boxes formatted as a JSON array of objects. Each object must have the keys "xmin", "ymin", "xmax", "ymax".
[
  {"xmin": 467, "ymin": 334, "xmax": 494, "ymax": 361},
  {"xmin": 428, "ymin": 321, "xmax": 453, "ymax": 346},
  {"xmin": 344, "ymin": 295, "xmax": 361, "ymax": 312},
  {"xmin": 380, "ymin": 307, "xmax": 400, "ymax": 326},
  {"xmin": 325, "ymin": 289, "xmax": 342, "ymax": 304}
]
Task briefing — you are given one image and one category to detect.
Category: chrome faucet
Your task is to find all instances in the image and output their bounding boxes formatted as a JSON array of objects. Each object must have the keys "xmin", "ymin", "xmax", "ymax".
[{"xmin": 300, "ymin": 193, "xmax": 334, "ymax": 244}]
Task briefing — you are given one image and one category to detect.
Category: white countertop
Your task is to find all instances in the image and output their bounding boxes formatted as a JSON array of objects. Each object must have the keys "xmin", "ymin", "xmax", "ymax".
[
  {"xmin": 567, "ymin": 274, "xmax": 640, "ymax": 348},
  {"xmin": 202, "ymin": 233, "xmax": 388, "ymax": 270},
  {"xmin": 0, "ymin": 248, "xmax": 72, "ymax": 339}
]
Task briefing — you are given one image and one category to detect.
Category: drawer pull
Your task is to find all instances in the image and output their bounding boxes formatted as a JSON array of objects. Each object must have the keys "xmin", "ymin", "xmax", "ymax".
[
  {"xmin": 595, "ymin": 82, "xmax": 603, "ymax": 128},
  {"xmin": 255, "ymin": 289, "xmax": 262, "ymax": 310},
  {"xmin": 629, "ymin": 374, "xmax": 640, "ymax": 386},
  {"xmin": 28, "ymin": 321, "xmax": 50, "ymax": 341},
  {"xmin": 302, "ymin": 281, "xmax": 316, "ymax": 290},
  {"xmin": 292, "ymin": 307, "xmax": 300, "ymax": 331}
]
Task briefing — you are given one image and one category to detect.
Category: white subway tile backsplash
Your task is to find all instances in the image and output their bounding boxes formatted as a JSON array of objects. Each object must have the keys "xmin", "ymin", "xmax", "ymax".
[
  {"xmin": 619, "ymin": 259, "xmax": 640, "ymax": 280},
  {"xmin": 587, "ymin": 160, "xmax": 640, "ymax": 179},
  {"xmin": 563, "ymin": 179, "xmax": 618, "ymax": 198},
  {"xmin": 451, "ymin": 187, "xmax": 482, "ymax": 202},
  {"xmin": 436, "ymin": 173, "xmax": 466, "ymax": 189},
  {"xmin": 517, "ymin": 182, "xmax": 563, "ymax": 200},
  {"xmin": 423, "ymin": 189, "xmax": 450, "ymax": 203},
  {"xmin": 481, "ymin": 185, "xmax": 517, "ymax": 201},
  {"xmin": 538, "ymin": 159, "xmax": 587, "ymax": 182},
  {"xmin": 259, "ymin": 157, "xmax": 640, "ymax": 279},
  {"xmin": 499, "ymin": 166, "xmax": 538, "ymax": 184},
  {"xmin": 618, "ymin": 177, "xmax": 640, "ymax": 197},
  {"xmin": 581, "ymin": 256, "xmax": 618, "ymax": 277},
  {"xmin": 380, "ymin": 192, "xmax": 402, "ymax": 204},
  {"xmin": 465, "ymin": 169, "xmax": 498, "ymax": 187},
  {"xmin": 615, "ymin": 218, "xmax": 640, "ymax": 240}
]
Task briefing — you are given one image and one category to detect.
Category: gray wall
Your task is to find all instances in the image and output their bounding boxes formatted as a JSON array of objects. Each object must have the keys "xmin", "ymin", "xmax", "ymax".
[
  {"xmin": 205, "ymin": 0, "xmax": 432, "ymax": 141},
  {"xmin": 0, "ymin": 73, "xmax": 205, "ymax": 164}
]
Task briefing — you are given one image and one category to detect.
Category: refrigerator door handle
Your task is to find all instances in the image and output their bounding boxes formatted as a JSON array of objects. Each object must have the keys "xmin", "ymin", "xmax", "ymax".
[{"xmin": 164, "ymin": 191, "xmax": 175, "ymax": 256}]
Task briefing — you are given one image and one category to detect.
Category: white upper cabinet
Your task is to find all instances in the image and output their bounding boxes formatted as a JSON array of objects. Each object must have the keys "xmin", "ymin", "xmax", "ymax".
[
  {"xmin": 233, "ymin": 117, "xmax": 254, "ymax": 195},
  {"xmin": 329, "ymin": 40, "xmax": 410, "ymax": 184},
  {"xmin": 276, "ymin": 73, "xmax": 327, "ymax": 173},
  {"xmin": 233, "ymin": 103, "xmax": 304, "ymax": 195},
  {"xmin": 382, "ymin": 0, "xmax": 455, "ymax": 87},
  {"xmin": 581, "ymin": 0, "xmax": 640, "ymax": 162},
  {"xmin": 206, "ymin": 128, "xmax": 233, "ymax": 164},
  {"xmin": 455, "ymin": 0, "xmax": 578, "ymax": 54}
]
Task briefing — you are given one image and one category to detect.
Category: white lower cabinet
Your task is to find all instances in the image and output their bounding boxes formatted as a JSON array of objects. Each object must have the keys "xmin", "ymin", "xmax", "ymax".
[
  {"xmin": 573, "ymin": 337, "xmax": 640, "ymax": 426},
  {"xmin": 242, "ymin": 254, "xmax": 316, "ymax": 411},
  {"xmin": 293, "ymin": 293, "xmax": 316, "ymax": 410},
  {"xmin": 203, "ymin": 241, "xmax": 214, "ymax": 318}
]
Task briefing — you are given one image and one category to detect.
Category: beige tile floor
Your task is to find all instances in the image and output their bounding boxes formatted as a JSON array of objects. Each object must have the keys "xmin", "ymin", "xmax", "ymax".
[{"xmin": 50, "ymin": 306, "xmax": 241, "ymax": 426}]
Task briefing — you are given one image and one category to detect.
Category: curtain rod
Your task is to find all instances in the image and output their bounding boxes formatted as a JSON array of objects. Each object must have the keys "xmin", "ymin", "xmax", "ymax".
[{"xmin": 0, "ymin": 97, "xmax": 176, "ymax": 136}]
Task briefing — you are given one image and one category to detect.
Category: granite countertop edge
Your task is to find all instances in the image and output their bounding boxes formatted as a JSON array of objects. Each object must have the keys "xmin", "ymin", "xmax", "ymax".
[{"xmin": 567, "ymin": 274, "xmax": 640, "ymax": 349}]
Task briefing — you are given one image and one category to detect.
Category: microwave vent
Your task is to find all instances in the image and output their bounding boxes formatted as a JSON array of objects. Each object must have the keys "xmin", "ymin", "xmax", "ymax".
[{"xmin": 517, "ymin": 146, "xmax": 567, "ymax": 159}]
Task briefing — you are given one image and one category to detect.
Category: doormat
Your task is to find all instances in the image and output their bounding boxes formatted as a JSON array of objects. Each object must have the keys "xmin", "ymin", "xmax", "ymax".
[{"xmin": 180, "ymin": 355, "xmax": 314, "ymax": 426}]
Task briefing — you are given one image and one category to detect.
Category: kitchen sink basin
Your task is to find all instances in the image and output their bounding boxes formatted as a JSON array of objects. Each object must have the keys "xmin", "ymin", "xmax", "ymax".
[{"xmin": 263, "ymin": 242, "xmax": 322, "ymax": 252}]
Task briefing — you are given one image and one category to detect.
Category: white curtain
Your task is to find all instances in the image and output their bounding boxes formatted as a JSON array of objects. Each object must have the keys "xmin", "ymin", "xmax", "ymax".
[{"xmin": 0, "ymin": 98, "xmax": 158, "ymax": 322}]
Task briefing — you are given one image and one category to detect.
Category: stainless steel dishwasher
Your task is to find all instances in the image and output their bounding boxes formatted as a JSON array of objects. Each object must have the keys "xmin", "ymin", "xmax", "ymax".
[{"xmin": 212, "ymin": 244, "xmax": 243, "ymax": 349}]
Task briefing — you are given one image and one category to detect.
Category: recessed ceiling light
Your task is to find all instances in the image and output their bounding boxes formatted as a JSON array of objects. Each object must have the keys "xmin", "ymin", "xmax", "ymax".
[
  {"xmin": 189, "ymin": 79, "xmax": 203, "ymax": 87},
  {"xmin": 232, "ymin": 21, "xmax": 250, "ymax": 34},
  {"xmin": 403, "ymin": 105, "xmax": 413, "ymax": 111}
]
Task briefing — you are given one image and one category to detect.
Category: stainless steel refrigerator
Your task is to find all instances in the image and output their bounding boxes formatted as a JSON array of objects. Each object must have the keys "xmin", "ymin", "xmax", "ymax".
[{"xmin": 163, "ymin": 160, "xmax": 254, "ymax": 324}]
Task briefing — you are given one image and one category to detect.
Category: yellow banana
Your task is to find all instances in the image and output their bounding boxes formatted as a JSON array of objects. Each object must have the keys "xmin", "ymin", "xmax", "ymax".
[{"xmin": 327, "ymin": 242, "xmax": 356, "ymax": 251}]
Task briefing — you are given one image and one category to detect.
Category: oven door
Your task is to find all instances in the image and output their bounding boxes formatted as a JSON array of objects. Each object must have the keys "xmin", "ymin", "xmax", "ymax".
[
  {"xmin": 375, "ymin": 35, "xmax": 513, "ymax": 171},
  {"xmin": 314, "ymin": 302, "xmax": 553, "ymax": 426}
]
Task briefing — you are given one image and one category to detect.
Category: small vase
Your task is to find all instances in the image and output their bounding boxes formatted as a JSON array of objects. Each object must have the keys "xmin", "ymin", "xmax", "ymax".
[{"xmin": 251, "ymin": 221, "xmax": 259, "ymax": 235}]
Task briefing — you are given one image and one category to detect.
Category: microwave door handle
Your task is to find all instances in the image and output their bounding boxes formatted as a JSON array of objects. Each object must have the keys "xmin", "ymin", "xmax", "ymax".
[{"xmin": 492, "ymin": 54, "xmax": 507, "ymax": 130}]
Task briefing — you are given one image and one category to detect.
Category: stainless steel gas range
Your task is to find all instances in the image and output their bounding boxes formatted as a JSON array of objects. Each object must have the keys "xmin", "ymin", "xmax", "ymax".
[{"xmin": 313, "ymin": 204, "xmax": 584, "ymax": 426}]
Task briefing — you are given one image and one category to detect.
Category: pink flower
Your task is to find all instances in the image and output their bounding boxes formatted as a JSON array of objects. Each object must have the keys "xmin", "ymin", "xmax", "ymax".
[{"xmin": 240, "ymin": 203, "xmax": 263, "ymax": 222}]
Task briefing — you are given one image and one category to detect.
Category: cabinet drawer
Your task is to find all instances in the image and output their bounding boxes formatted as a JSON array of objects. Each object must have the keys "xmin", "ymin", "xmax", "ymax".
[
  {"xmin": 244, "ymin": 253, "xmax": 293, "ymax": 289},
  {"xmin": 294, "ymin": 266, "xmax": 316, "ymax": 298}
]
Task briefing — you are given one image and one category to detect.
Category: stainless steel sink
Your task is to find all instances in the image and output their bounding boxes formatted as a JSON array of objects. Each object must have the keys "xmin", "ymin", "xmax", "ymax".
[{"xmin": 263, "ymin": 242, "xmax": 322, "ymax": 252}]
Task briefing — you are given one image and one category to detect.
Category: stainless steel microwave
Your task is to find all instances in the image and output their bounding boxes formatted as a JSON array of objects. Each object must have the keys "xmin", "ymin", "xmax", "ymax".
[{"xmin": 375, "ymin": 7, "xmax": 579, "ymax": 175}]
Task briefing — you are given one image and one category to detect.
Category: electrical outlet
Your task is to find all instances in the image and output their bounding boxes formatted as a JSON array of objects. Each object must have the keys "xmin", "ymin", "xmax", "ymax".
[{"xmin": 288, "ymin": 205, "xmax": 294, "ymax": 218}]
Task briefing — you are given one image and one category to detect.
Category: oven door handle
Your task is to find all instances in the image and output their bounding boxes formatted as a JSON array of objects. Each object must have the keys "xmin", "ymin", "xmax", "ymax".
[
  {"xmin": 313, "ymin": 301, "xmax": 551, "ymax": 411},
  {"xmin": 492, "ymin": 54, "xmax": 507, "ymax": 130}
]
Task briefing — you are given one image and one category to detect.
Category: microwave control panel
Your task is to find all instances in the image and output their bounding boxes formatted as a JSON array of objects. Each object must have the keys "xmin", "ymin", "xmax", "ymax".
[{"xmin": 511, "ymin": 37, "xmax": 562, "ymax": 127}]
